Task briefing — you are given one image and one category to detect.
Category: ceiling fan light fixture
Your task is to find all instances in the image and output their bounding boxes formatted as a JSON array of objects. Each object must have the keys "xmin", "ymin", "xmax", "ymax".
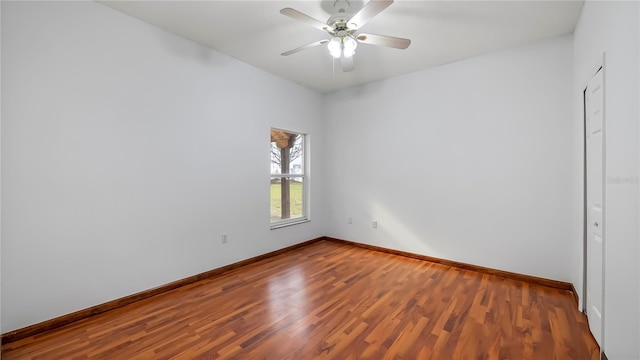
[
  {"xmin": 342, "ymin": 36, "xmax": 357, "ymax": 57},
  {"xmin": 327, "ymin": 36, "xmax": 357, "ymax": 58},
  {"xmin": 328, "ymin": 37, "xmax": 343, "ymax": 58}
]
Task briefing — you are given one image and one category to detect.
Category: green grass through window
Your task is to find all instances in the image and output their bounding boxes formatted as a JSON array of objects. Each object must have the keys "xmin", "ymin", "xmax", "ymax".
[{"xmin": 270, "ymin": 181, "xmax": 303, "ymax": 221}]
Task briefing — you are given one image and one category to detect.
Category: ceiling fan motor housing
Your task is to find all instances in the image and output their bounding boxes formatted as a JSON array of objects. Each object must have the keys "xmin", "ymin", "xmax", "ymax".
[
  {"xmin": 327, "ymin": 0, "xmax": 357, "ymax": 32},
  {"xmin": 327, "ymin": 15, "xmax": 353, "ymax": 32}
]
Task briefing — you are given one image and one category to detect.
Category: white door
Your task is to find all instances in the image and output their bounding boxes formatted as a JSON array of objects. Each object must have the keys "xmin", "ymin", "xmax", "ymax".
[{"xmin": 585, "ymin": 67, "xmax": 604, "ymax": 347}]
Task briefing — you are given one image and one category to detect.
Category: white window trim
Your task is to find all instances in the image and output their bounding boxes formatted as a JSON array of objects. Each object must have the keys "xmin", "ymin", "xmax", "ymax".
[{"xmin": 270, "ymin": 129, "xmax": 309, "ymax": 229}]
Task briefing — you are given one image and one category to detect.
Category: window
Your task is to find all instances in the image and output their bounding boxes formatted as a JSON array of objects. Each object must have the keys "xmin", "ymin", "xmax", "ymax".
[{"xmin": 270, "ymin": 129, "xmax": 308, "ymax": 228}]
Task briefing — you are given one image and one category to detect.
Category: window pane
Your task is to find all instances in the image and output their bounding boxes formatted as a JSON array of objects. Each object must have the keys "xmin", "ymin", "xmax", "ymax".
[
  {"xmin": 270, "ymin": 131, "xmax": 303, "ymax": 175},
  {"xmin": 270, "ymin": 177, "xmax": 304, "ymax": 221},
  {"xmin": 270, "ymin": 128, "xmax": 307, "ymax": 226}
]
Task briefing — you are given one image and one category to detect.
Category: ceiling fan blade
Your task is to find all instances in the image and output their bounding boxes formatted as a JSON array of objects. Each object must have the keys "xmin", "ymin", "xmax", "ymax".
[
  {"xmin": 281, "ymin": 40, "xmax": 329, "ymax": 56},
  {"xmin": 341, "ymin": 55, "xmax": 354, "ymax": 72},
  {"xmin": 280, "ymin": 8, "xmax": 331, "ymax": 33},
  {"xmin": 347, "ymin": 0, "xmax": 393, "ymax": 30},
  {"xmin": 357, "ymin": 33, "xmax": 411, "ymax": 49}
]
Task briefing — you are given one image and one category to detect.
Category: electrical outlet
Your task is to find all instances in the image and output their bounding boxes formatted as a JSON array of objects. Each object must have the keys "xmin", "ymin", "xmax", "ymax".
[
  {"xmin": 372, "ymin": 221, "xmax": 378, "ymax": 228},
  {"xmin": 221, "ymin": 233, "xmax": 228, "ymax": 244},
  {"xmin": 348, "ymin": 217, "xmax": 353, "ymax": 224}
]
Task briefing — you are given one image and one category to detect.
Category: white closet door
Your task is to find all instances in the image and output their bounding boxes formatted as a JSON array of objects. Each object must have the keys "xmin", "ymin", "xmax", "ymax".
[{"xmin": 585, "ymin": 67, "xmax": 604, "ymax": 348}]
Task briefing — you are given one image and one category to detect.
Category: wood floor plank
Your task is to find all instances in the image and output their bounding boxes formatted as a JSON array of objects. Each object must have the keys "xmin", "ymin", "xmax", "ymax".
[{"xmin": 2, "ymin": 240, "xmax": 598, "ymax": 359}]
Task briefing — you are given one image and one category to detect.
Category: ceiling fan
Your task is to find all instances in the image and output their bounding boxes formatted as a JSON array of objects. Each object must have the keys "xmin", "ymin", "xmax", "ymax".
[{"xmin": 280, "ymin": 0, "xmax": 411, "ymax": 72}]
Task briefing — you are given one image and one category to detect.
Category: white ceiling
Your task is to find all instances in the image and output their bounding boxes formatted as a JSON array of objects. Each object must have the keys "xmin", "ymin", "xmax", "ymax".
[{"xmin": 99, "ymin": 0, "xmax": 584, "ymax": 93}]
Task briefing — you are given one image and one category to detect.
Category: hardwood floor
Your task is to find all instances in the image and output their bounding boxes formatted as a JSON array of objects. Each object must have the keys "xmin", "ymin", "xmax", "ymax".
[{"xmin": 2, "ymin": 240, "xmax": 599, "ymax": 359}]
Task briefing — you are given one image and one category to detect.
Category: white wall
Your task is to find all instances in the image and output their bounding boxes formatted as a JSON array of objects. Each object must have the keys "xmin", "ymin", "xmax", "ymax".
[
  {"xmin": 323, "ymin": 36, "xmax": 575, "ymax": 283},
  {"xmin": 1, "ymin": 1, "xmax": 325, "ymax": 333},
  {"xmin": 573, "ymin": 1, "xmax": 640, "ymax": 359}
]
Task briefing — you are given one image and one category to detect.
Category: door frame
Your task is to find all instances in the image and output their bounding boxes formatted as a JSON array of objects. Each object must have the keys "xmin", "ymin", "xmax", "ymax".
[{"xmin": 582, "ymin": 52, "xmax": 606, "ymax": 353}]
